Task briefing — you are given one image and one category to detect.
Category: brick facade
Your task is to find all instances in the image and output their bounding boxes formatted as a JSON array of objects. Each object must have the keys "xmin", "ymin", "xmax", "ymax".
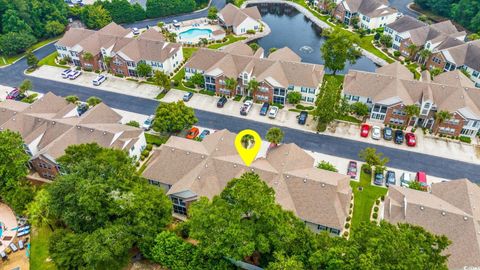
[
  {"xmin": 79, "ymin": 52, "xmax": 102, "ymax": 71},
  {"xmin": 434, "ymin": 112, "xmax": 465, "ymax": 136},
  {"xmin": 384, "ymin": 104, "xmax": 410, "ymax": 126},
  {"xmin": 110, "ymin": 55, "xmax": 130, "ymax": 77},
  {"xmin": 30, "ymin": 155, "xmax": 59, "ymax": 180},
  {"xmin": 399, "ymin": 39, "xmax": 415, "ymax": 58},
  {"xmin": 334, "ymin": 4, "xmax": 346, "ymax": 23},
  {"xmin": 426, "ymin": 52, "xmax": 447, "ymax": 71},
  {"xmin": 253, "ymin": 81, "xmax": 274, "ymax": 103}
]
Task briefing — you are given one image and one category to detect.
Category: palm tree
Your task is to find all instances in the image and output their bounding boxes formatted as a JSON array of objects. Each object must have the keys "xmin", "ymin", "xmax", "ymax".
[
  {"xmin": 325, "ymin": 0, "xmax": 337, "ymax": 16},
  {"xmin": 103, "ymin": 56, "xmax": 112, "ymax": 72},
  {"xmin": 404, "ymin": 105, "xmax": 420, "ymax": 128},
  {"xmin": 407, "ymin": 44, "xmax": 418, "ymax": 60},
  {"xmin": 247, "ymin": 79, "xmax": 260, "ymax": 98},
  {"xmin": 225, "ymin": 77, "xmax": 237, "ymax": 96},
  {"xmin": 83, "ymin": 52, "xmax": 94, "ymax": 62},
  {"xmin": 418, "ymin": 49, "xmax": 431, "ymax": 65},
  {"xmin": 265, "ymin": 127, "xmax": 284, "ymax": 148},
  {"xmin": 434, "ymin": 110, "xmax": 451, "ymax": 135}
]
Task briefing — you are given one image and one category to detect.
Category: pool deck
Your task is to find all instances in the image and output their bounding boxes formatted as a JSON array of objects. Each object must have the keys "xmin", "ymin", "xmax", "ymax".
[
  {"xmin": 166, "ymin": 18, "xmax": 225, "ymax": 44},
  {"xmin": 0, "ymin": 203, "xmax": 18, "ymax": 253}
]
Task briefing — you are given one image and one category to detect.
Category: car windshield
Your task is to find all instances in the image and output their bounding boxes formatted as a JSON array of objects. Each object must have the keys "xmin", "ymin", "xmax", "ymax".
[
  {"xmin": 144, "ymin": 119, "xmax": 152, "ymax": 125},
  {"xmin": 385, "ymin": 129, "xmax": 391, "ymax": 135}
]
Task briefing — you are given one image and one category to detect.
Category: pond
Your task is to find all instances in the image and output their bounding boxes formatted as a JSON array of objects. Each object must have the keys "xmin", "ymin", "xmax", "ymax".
[{"xmin": 248, "ymin": 3, "xmax": 378, "ymax": 74}]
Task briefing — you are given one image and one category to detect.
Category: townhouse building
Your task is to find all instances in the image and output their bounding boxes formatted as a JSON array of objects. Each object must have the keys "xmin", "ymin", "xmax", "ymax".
[
  {"xmin": 217, "ymin": 4, "xmax": 262, "ymax": 35},
  {"xmin": 384, "ymin": 19, "xmax": 465, "ymax": 59},
  {"xmin": 184, "ymin": 44, "xmax": 324, "ymax": 105},
  {"xmin": 333, "ymin": 0, "xmax": 400, "ymax": 30},
  {"xmin": 55, "ymin": 22, "xmax": 183, "ymax": 76},
  {"xmin": 343, "ymin": 62, "xmax": 480, "ymax": 137},
  {"xmin": 0, "ymin": 93, "xmax": 146, "ymax": 180},
  {"xmin": 426, "ymin": 40, "xmax": 480, "ymax": 88},
  {"xmin": 383, "ymin": 179, "xmax": 480, "ymax": 269},
  {"xmin": 142, "ymin": 129, "xmax": 353, "ymax": 235}
]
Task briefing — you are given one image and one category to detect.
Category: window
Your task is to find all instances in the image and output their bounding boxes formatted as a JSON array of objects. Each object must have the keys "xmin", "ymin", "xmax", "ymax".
[
  {"xmin": 273, "ymin": 96, "xmax": 285, "ymax": 104},
  {"xmin": 317, "ymin": 225, "xmax": 327, "ymax": 231},
  {"xmin": 300, "ymin": 87, "xmax": 308, "ymax": 93},
  {"xmin": 352, "ymin": 96, "xmax": 360, "ymax": 102},
  {"xmin": 432, "ymin": 57, "xmax": 441, "ymax": 64},
  {"xmin": 274, "ymin": 88, "xmax": 286, "ymax": 96},
  {"xmin": 330, "ymin": 228, "xmax": 340, "ymax": 235},
  {"xmin": 308, "ymin": 88, "xmax": 315, "ymax": 94},
  {"xmin": 395, "ymin": 35, "xmax": 402, "ymax": 42},
  {"xmin": 473, "ymin": 70, "xmax": 479, "ymax": 78},
  {"xmin": 307, "ymin": 97, "xmax": 315, "ymax": 103},
  {"xmin": 171, "ymin": 196, "xmax": 187, "ymax": 215},
  {"xmin": 344, "ymin": 94, "xmax": 352, "ymax": 100}
]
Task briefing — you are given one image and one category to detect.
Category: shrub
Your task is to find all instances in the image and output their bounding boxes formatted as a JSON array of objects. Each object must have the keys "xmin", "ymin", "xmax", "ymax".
[
  {"xmin": 393, "ymin": 51, "xmax": 401, "ymax": 57},
  {"xmin": 173, "ymin": 80, "xmax": 180, "ymax": 87},
  {"xmin": 95, "ymin": 70, "xmax": 101, "ymax": 73},
  {"xmin": 349, "ymin": 209, "xmax": 352, "ymax": 214},
  {"xmin": 146, "ymin": 144, "xmax": 153, "ymax": 151},
  {"xmin": 361, "ymin": 164, "xmax": 372, "ymax": 174},
  {"xmin": 375, "ymin": 199, "xmax": 380, "ymax": 205},
  {"xmin": 222, "ymin": 37, "xmax": 228, "ymax": 42},
  {"xmin": 346, "ymin": 216, "xmax": 351, "ymax": 221},
  {"xmin": 344, "ymin": 223, "xmax": 350, "ymax": 229},
  {"xmin": 350, "ymin": 203, "xmax": 353, "ymax": 209},
  {"xmin": 59, "ymin": 59, "xmax": 67, "ymax": 65},
  {"xmin": 136, "ymin": 161, "xmax": 140, "ymax": 167},
  {"xmin": 381, "ymin": 195, "xmax": 385, "ymax": 201},
  {"xmin": 372, "ymin": 213, "xmax": 378, "ymax": 219},
  {"xmin": 246, "ymin": 29, "xmax": 255, "ymax": 34},
  {"xmin": 115, "ymin": 74, "xmax": 125, "ymax": 78},
  {"xmin": 343, "ymin": 231, "xmax": 349, "ymax": 237},
  {"xmin": 83, "ymin": 67, "xmax": 93, "ymax": 72},
  {"xmin": 184, "ymin": 80, "xmax": 195, "ymax": 88},
  {"xmin": 459, "ymin": 136, "xmax": 472, "ymax": 143},
  {"xmin": 140, "ymin": 155, "xmax": 145, "ymax": 161},
  {"xmin": 374, "ymin": 206, "xmax": 379, "ymax": 212},
  {"xmin": 142, "ymin": 149, "xmax": 150, "ymax": 157},
  {"xmin": 76, "ymin": 66, "xmax": 81, "ymax": 70}
]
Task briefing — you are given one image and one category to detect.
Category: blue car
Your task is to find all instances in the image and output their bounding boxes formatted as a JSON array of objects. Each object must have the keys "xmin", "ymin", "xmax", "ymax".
[
  {"xmin": 198, "ymin": 130, "xmax": 210, "ymax": 140},
  {"xmin": 374, "ymin": 171, "xmax": 384, "ymax": 186},
  {"xmin": 259, "ymin": 102, "xmax": 270, "ymax": 116}
]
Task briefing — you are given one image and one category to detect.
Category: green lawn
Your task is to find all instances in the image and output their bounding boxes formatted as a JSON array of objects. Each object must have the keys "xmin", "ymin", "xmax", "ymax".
[
  {"xmin": 30, "ymin": 226, "xmax": 56, "ymax": 270},
  {"xmin": 0, "ymin": 37, "xmax": 60, "ymax": 67},
  {"xmin": 350, "ymin": 171, "xmax": 387, "ymax": 233},
  {"xmin": 182, "ymin": 47, "xmax": 198, "ymax": 60},
  {"xmin": 407, "ymin": 63, "xmax": 421, "ymax": 80},
  {"xmin": 207, "ymin": 35, "xmax": 247, "ymax": 49},
  {"xmin": 145, "ymin": 133, "xmax": 169, "ymax": 146},
  {"xmin": 38, "ymin": 52, "xmax": 69, "ymax": 68}
]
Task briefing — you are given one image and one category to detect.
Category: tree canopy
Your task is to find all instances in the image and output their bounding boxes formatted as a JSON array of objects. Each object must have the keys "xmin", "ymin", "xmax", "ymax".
[
  {"xmin": 146, "ymin": 0, "xmax": 198, "ymax": 19},
  {"xmin": 415, "ymin": 0, "xmax": 480, "ymax": 32},
  {"xmin": 28, "ymin": 143, "xmax": 172, "ymax": 269},
  {"xmin": 321, "ymin": 31, "xmax": 361, "ymax": 74},
  {"xmin": 153, "ymin": 101, "xmax": 197, "ymax": 133},
  {"xmin": 265, "ymin": 127, "xmax": 284, "ymax": 145}
]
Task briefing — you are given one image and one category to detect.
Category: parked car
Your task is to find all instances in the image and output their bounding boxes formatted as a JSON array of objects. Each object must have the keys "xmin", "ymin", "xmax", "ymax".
[
  {"xmin": 199, "ymin": 129, "xmax": 210, "ymax": 140},
  {"xmin": 297, "ymin": 111, "xmax": 308, "ymax": 125},
  {"xmin": 416, "ymin": 171, "xmax": 428, "ymax": 190},
  {"xmin": 383, "ymin": 127, "xmax": 393, "ymax": 140},
  {"xmin": 360, "ymin": 124, "xmax": 370, "ymax": 137},
  {"xmin": 405, "ymin": 132, "xmax": 416, "ymax": 147},
  {"xmin": 142, "ymin": 115, "xmax": 155, "ymax": 130},
  {"xmin": 92, "ymin": 74, "xmax": 107, "ymax": 86},
  {"xmin": 183, "ymin": 92, "xmax": 193, "ymax": 102},
  {"xmin": 9, "ymin": 243, "xmax": 17, "ymax": 252},
  {"xmin": 268, "ymin": 106, "xmax": 279, "ymax": 119},
  {"xmin": 6, "ymin": 88, "xmax": 24, "ymax": 101},
  {"xmin": 68, "ymin": 70, "xmax": 82, "ymax": 80},
  {"xmin": 385, "ymin": 170, "xmax": 396, "ymax": 187},
  {"xmin": 217, "ymin": 96, "xmax": 227, "ymax": 108},
  {"xmin": 400, "ymin": 172, "xmax": 413, "ymax": 187},
  {"xmin": 132, "ymin": 27, "xmax": 140, "ymax": 35},
  {"xmin": 371, "ymin": 126, "xmax": 381, "ymax": 140},
  {"xmin": 186, "ymin": 127, "xmax": 199, "ymax": 139},
  {"xmin": 259, "ymin": 102, "xmax": 270, "ymax": 116},
  {"xmin": 77, "ymin": 103, "xmax": 89, "ymax": 116},
  {"xmin": 61, "ymin": 69, "xmax": 73, "ymax": 79},
  {"xmin": 394, "ymin": 130, "xmax": 404, "ymax": 144},
  {"xmin": 347, "ymin": 161, "xmax": 357, "ymax": 179},
  {"xmin": 18, "ymin": 240, "xmax": 24, "ymax": 250},
  {"xmin": 240, "ymin": 100, "xmax": 253, "ymax": 116},
  {"xmin": 0, "ymin": 250, "xmax": 7, "ymax": 261},
  {"xmin": 374, "ymin": 171, "xmax": 384, "ymax": 186}
]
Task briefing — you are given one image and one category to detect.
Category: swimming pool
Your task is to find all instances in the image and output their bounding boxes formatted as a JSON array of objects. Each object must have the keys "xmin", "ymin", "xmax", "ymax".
[{"xmin": 179, "ymin": 28, "xmax": 213, "ymax": 40}]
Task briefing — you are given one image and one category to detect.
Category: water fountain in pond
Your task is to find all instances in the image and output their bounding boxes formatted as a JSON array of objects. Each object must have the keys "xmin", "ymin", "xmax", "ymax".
[{"xmin": 299, "ymin": 45, "xmax": 314, "ymax": 54}]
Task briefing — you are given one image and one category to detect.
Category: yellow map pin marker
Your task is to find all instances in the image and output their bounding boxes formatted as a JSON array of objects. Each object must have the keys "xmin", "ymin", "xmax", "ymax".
[{"xmin": 235, "ymin": 129, "xmax": 261, "ymax": 167}]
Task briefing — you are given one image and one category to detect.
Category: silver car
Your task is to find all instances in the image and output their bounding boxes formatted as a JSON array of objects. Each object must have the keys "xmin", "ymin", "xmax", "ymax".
[{"xmin": 268, "ymin": 106, "xmax": 279, "ymax": 119}]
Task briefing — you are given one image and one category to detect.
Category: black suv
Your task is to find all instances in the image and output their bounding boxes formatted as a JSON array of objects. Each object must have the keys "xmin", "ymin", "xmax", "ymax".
[
  {"xmin": 217, "ymin": 96, "xmax": 227, "ymax": 108},
  {"xmin": 297, "ymin": 111, "xmax": 308, "ymax": 125},
  {"xmin": 394, "ymin": 130, "xmax": 404, "ymax": 144}
]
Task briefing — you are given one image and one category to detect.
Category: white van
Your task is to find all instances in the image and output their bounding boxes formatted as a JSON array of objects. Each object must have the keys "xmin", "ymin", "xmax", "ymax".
[
  {"xmin": 400, "ymin": 172, "xmax": 413, "ymax": 187},
  {"xmin": 92, "ymin": 75, "xmax": 107, "ymax": 86}
]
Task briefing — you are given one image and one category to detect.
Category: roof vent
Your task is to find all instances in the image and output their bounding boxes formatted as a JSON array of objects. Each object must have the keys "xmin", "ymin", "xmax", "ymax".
[
  {"xmin": 286, "ymin": 175, "xmax": 290, "ymax": 178},
  {"xmin": 464, "ymin": 216, "xmax": 468, "ymax": 221},
  {"xmin": 52, "ymin": 121, "xmax": 56, "ymax": 125},
  {"xmin": 90, "ymin": 129, "xmax": 94, "ymax": 132},
  {"xmin": 215, "ymin": 148, "xmax": 218, "ymax": 151},
  {"xmin": 197, "ymin": 176, "xmax": 201, "ymax": 180},
  {"xmin": 103, "ymin": 131, "xmax": 106, "ymax": 135},
  {"xmin": 321, "ymin": 183, "xmax": 326, "ymax": 187},
  {"xmin": 274, "ymin": 181, "xmax": 278, "ymax": 185},
  {"xmin": 220, "ymin": 137, "xmax": 224, "ymax": 141},
  {"xmin": 233, "ymin": 164, "xmax": 237, "ymax": 168},
  {"xmin": 303, "ymin": 178, "xmax": 307, "ymax": 183},
  {"xmin": 13, "ymin": 112, "xmax": 16, "ymax": 115},
  {"xmin": 171, "ymin": 148, "xmax": 175, "ymax": 152},
  {"xmin": 37, "ymin": 119, "xmax": 41, "ymax": 122},
  {"xmin": 186, "ymin": 151, "xmax": 190, "ymax": 155},
  {"xmin": 12, "ymin": 118, "xmax": 15, "ymax": 121},
  {"xmin": 420, "ymin": 206, "xmax": 424, "ymax": 210},
  {"xmin": 205, "ymin": 164, "xmax": 208, "ymax": 168},
  {"xmin": 251, "ymin": 168, "xmax": 254, "ymax": 172},
  {"xmin": 441, "ymin": 211, "xmax": 446, "ymax": 216},
  {"xmin": 77, "ymin": 126, "xmax": 81, "ymax": 129},
  {"xmin": 201, "ymin": 155, "xmax": 205, "ymax": 159}
]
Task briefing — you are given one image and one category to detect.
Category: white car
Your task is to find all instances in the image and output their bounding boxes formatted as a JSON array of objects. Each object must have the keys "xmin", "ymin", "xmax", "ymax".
[
  {"xmin": 93, "ymin": 75, "xmax": 107, "ymax": 86},
  {"xmin": 240, "ymin": 100, "xmax": 253, "ymax": 116},
  {"xmin": 68, "ymin": 70, "xmax": 82, "ymax": 80},
  {"xmin": 132, "ymin": 27, "xmax": 140, "ymax": 35},
  {"xmin": 142, "ymin": 115, "xmax": 155, "ymax": 130},
  {"xmin": 61, "ymin": 69, "xmax": 73, "ymax": 79},
  {"xmin": 371, "ymin": 126, "xmax": 381, "ymax": 140},
  {"xmin": 268, "ymin": 106, "xmax": 279, "ymax": 119}
]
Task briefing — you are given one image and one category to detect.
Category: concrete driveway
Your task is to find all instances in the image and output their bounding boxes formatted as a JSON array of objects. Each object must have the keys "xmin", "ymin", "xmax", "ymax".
[
  {"xmin": 162, "ymin": 89, "xmax": 316, "ymax": 131},
  {"xmin": 29, "ymin": 66, "xmax": 161, "ymax": 99}
]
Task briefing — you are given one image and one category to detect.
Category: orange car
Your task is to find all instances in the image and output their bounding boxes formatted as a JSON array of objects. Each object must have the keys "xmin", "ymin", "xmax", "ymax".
[{"xmin": 186, "ymin": 127, "xmax": 199, "ymax": 139}]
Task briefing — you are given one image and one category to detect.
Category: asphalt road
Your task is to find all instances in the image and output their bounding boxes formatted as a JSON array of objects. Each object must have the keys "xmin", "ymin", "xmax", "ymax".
[
  {"xmin": 0, "ymin": 5, "xmax": 479, "ymax": 183},
  {"xmin": 124, "ymin": 0, "xmax": 226, "ymax": 29},
  {"xmin": 388, "ymin": 0, "xmax": 419, "ymax": 18}
]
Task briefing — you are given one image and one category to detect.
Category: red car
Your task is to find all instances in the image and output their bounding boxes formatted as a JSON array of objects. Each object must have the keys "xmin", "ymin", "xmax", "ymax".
[
  {"xmin": 405, "ymin": 132, "xmax": 416, "ymax": 147},
  {"xmin": 347, "ymin": 161, "xmax": 358, "ymax": 179},
  {"xmin": 360, "ymin": 124, "xmax": 370, "ymax": 137},
  {"xmin": 416, "ymin": 171, "xmax": 428, "ymax": 191},
  {"xmin": 186, "ymin": 127, "xmax": 199, "ymax": 139}
]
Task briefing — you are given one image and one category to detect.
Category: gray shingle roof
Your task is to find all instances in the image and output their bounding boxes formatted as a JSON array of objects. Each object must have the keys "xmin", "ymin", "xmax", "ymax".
[{"xmin": 386, "ymin": 15, "xmax": 426, "ymax": 33}]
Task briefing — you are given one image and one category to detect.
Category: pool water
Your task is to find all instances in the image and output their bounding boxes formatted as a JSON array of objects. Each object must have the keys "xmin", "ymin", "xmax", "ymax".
[{"xmin": 179, "ymin": 28, "xmax": 213, "ymax": 40}]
